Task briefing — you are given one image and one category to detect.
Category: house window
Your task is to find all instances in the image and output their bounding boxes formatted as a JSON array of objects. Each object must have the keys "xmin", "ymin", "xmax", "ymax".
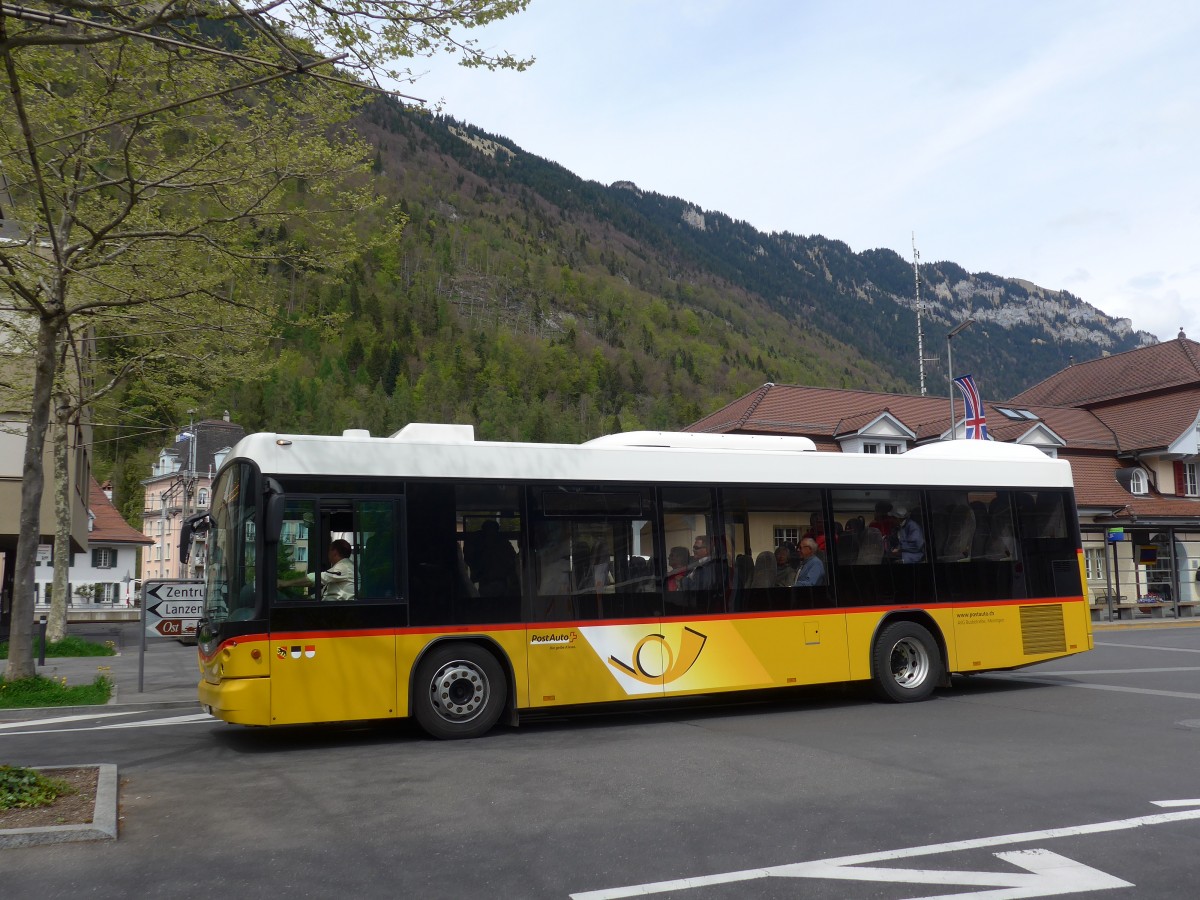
[
  {"xmin": 1129, "ymin": 469, "xmax": 1148, "ymax": 495},
  {"xmin": 1185, "ymin": 463, "xmax": 1198, "ymax": 497},
  {"xmin": 864, "ymin": 442, "xmax": 901, "ymax": 454},
  {"xmin": 92, "ymin": 548, "xmax": 115, "ymax": 568},
  {"xmin": 773, "ymin": 526, "xmax": 800, "ymax": 546},
  {"xmin": 1084, "ymin": 547, "xmax": 1107, "ymax": 581},
  {"xmin": 198, "ymin": 488, "xmax": 209, "ymax": 508}
]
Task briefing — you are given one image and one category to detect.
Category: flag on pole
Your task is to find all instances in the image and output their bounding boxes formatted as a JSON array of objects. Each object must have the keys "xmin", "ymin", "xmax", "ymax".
[
  {"xmin": 953, "ymin": 374, "xmax": 990, "ymax": 440},
  {"xmin": 176, "ymin": 431, "xmax": 194, "ymax": 443}
]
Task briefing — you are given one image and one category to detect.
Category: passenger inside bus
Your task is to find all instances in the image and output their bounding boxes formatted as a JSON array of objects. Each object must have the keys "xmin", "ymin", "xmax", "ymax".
[
  {"xmin": 464, "ymin": 520, "xmax": 520, "ymax": 598},
  {"xmin": 793, "ymin": 537, "xmax": 826, "ymax": 586},
  {"xmin": 888, "ymin": 506, "xmax": 925, "ymax": 563},
  {"xmin": 751, "ymin": 550, "xmax": 777, "ymax": 588},
  {"xmin": 665, "ymin": 546, "xmax": 690, "ymax": 592}
]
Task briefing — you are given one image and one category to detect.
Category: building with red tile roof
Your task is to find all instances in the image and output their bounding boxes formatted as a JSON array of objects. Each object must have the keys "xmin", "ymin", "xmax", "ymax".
[
  {"xmin": 686, "ymin": 334, "xmax": 1200, "ymax": 616},
  {"xmin": 33, "ymin": 478, "xmax": 152, "ymax": 608}
]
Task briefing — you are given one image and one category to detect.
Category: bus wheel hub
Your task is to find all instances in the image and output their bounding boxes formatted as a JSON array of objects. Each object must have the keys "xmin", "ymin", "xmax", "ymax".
[{"xmin": 431, "ymin": 661, "xmax": 488, "ymax": 721}]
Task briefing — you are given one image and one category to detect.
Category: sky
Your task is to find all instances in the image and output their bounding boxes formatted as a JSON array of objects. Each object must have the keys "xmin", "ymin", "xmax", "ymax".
[{"xmin": 405, "ymin": 0, "xmax": 1200, "ymax": 345}]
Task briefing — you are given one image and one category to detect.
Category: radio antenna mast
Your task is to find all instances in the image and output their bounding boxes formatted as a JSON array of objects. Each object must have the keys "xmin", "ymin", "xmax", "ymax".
[{"xmin": 913, "ymin": 232, "xmax": 927, "ymax": 396}]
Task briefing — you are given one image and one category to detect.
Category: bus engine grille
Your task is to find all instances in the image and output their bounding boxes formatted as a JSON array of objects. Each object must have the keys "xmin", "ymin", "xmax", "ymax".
[{"xmin": 1020, "ymin": 604, "xmax": 1067, "ymax": 655}]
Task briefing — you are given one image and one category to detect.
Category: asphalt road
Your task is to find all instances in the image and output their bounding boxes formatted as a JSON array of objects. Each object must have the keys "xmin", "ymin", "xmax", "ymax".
[{"xmin": 3, "ymin": 625, "xmax": 1200, "ymax": 898}]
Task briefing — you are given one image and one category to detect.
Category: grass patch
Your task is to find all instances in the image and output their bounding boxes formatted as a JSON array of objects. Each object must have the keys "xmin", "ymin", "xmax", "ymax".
[
  {"xmin": 0, "ymin": 674, "xmax": 113, "ymax": 709},
  {"xmin": 0, "ymin": 634, "xmax": 116, "ymax": 660},
  {"xmin": 0, "ymin": 765, "xmax": 77, "ymax": 810}
]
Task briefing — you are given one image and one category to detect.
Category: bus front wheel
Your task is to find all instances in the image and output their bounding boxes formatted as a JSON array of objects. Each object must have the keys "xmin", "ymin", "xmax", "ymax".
[
  {"xmin": 414, "ymin": 644, "xmax": 506, "ymax": 739},
  {"xmin": 871, "ymin": 621, "xmax": 942, "ymax": 702}
]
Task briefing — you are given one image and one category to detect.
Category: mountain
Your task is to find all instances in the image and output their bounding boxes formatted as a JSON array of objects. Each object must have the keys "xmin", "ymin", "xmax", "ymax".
[{"xmin": 377, "ymin": 109, "xmax": 1152, "ymax": 400}]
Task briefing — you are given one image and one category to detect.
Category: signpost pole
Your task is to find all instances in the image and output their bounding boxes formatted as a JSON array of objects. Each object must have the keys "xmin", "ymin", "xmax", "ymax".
[{"xmin": 139, "ymin": 580, "xmax": 147, "ymax": 692}]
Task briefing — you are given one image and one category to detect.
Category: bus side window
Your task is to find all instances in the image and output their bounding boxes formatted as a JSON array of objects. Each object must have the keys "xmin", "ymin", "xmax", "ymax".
[{"xmin": 356, "ymin": 500, "xmax": 398, "ymax": 600}]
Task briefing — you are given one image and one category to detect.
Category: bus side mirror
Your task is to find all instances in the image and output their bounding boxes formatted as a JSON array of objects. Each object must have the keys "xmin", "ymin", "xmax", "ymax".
[{"xmin": 265, "ymin": 494, "xmax": 285, "ymax": 544}]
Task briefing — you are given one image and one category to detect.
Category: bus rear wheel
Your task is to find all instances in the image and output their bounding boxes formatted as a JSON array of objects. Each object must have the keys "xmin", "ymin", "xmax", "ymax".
[
  {"xmin": 871, "ymin": 621, "xmax": 942, "ymax": 702},
  {"xmin": 414, "ymin": 644, "xmax": 506, "ymax": 739}
]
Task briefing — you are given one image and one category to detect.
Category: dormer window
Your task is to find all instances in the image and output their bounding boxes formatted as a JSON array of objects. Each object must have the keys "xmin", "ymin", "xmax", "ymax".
[{"xmin": 1129, "ymin": 469, "xmax": 1148, "ymax": 495}]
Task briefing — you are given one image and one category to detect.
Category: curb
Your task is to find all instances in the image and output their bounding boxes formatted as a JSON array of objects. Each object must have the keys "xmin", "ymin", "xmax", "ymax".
[{"xmin": 0, "ymin": 764, "xmax": 118, "ymax": 849}]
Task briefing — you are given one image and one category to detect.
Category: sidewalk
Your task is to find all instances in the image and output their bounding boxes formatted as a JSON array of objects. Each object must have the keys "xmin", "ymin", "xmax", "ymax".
[{"xmin": 1, "ymin": 621, "xmax": 200, "ymax": 722}]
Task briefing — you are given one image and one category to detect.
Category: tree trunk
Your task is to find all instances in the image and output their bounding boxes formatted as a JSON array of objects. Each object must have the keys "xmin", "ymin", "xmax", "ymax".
[
  {"xmin": 47, "ymin": 406, "xmax": 72, "ymax": 644},
  {"xmin": 5, "ymin": 312, "xmax": 63, "ymax": 680}
]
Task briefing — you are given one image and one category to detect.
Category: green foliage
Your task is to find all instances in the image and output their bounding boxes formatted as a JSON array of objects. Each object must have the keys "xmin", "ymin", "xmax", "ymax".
[
  {"xmin": 0, "ymin": 636, "xmax": 116, "ymax": 660},
  {"xmin": 0, "ymin": 675, "xmax": 114, "ymax": 710},
  {"xmin": 0, "ymin": 766, "xmax": 76, "ymax": 811}
]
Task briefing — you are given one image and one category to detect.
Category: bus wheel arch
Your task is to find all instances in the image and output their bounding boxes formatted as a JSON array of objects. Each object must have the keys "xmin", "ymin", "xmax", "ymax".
[
  {"xmin": 869, "ymin": 613, "xmax": 946, "ymax": 703},
  {"xmin": 411, "ymin": 638, "xmax": 513, "ymax": 739}
]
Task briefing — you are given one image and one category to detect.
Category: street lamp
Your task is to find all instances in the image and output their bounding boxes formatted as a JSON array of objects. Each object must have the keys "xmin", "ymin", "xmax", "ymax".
[{"xmin": 947, "ymin": 318, "xmax": 976, "ymax": 439}]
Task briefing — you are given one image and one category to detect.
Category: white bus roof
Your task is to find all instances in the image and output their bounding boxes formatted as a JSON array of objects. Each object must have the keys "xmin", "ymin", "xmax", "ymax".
[{"xmin": 221, "ymin": 424, "xmax": 1075, "ymax": 491}]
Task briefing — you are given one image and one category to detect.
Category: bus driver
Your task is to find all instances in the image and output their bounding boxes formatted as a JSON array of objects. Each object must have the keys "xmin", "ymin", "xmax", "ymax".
[{"xmin": 278, "ymin": 539, "xmax": 356, "ymax": 600}]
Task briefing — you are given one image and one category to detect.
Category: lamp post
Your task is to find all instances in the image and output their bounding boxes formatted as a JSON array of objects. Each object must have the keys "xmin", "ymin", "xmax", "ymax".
[{"xmin": 947, "ymin": 318, "xmax": 975, "ymax": 439}]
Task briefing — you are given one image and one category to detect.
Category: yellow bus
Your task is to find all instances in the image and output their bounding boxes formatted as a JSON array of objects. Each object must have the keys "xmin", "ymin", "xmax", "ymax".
[{"xmin": 197, "ymin": 424, "xmax": 1092, "ymax": 738}]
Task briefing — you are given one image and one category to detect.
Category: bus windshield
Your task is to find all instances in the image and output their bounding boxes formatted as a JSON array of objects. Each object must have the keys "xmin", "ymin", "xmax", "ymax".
[{"xmin": 204, "ymin": 461, "xmax": 258, "ymax": 624}]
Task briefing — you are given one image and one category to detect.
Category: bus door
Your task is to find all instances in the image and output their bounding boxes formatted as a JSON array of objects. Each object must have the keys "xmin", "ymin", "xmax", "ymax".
[
  {"xmin": 269, "ymin": 497, "xmax": 401, "ymax": 725},
  {"xmin": 526, "ymin": 485, "xmax": 662, "ymax": 707}
]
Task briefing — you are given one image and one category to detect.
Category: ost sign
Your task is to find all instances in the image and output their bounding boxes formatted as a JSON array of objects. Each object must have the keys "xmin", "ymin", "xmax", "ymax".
[{"xmin": 143, "ymin": 580, "xmax": 205, "ymax": 639}]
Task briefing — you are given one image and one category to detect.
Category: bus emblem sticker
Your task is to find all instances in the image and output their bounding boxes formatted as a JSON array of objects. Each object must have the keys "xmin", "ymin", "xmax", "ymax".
[
  {"xmin": 609, "ymin": 627, "xmax": 708, "ymax": 686},
  {"xmin": 276, "ymin": 646, "xmax": 286, "ymax": 659},
  {"xmin": 290, "ymin": 646, "xmax": 301, "ymax": 659},
  {"xmin": 304, "ymin": 645, "xmax": 316, "ymax": 658}
]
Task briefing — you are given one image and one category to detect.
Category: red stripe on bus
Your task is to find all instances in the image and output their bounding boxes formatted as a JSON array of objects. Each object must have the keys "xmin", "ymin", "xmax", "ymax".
[{"xmin": 201, "ymin": 594, "xmax": 1083, "ymax": 657}]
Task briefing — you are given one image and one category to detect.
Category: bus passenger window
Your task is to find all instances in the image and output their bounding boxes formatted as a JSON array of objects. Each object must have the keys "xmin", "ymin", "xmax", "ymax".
[
  {"xmin": 530, "ymin": 485, "xmax": 657, "ymax": 622},
  {"xmin": 355, "ymin": 500, "xmax": 398, "ymax": 599},
  {"xmin": 276, "ymin": 500, "xmax": 316, "ymax": 600},
  {"xmin": 718, "ymin": 486, "xmax": 827, "ymax": 612}
]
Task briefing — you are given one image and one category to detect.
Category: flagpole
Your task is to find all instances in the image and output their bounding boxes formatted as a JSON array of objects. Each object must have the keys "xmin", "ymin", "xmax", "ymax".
[{"xmin": 946, "ymin": 319, "xmax": 975, "ymax": 439}]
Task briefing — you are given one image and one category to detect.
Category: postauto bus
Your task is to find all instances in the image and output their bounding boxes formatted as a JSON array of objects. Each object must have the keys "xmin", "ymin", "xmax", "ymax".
[{"xmin": 197, "ymin": 424, "xmax": 1091, "ymax": 738}]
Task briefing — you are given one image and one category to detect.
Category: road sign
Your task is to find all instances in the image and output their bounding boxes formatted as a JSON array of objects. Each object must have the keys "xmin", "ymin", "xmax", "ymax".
[
  {"xmin": 152, "ymin": 618, "xmax": 196, "ymax": 638},
  {"xmin": 142, "ymin": 579, "xmax": 204, "ymax": 640}
]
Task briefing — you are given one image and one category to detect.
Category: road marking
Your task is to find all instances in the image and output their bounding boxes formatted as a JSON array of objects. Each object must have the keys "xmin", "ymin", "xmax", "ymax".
[
  {"xmin": 1094, "ymin": 642, "xmax": 1200, "ymax": 654},
  {"xmin": 0, "ymin": 710, "xmax": 146, "ymax": 731},
  {"xmin": 773, "ymin": 848, "xmax": 1130, "ymax": 899},
  {"xmin": 0, "ymin": 712, "xmax": 211, "ymax": 737},
  {"xmin": 571, "ymin": 803, "xmax": 1200, "ymax": 899},
  {"xmin": 986, "ymin": 675, "xmax": 1200, "ymax": 701}
]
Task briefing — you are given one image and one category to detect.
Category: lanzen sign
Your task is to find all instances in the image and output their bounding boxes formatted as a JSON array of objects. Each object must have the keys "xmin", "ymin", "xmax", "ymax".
[{"xmin": 143, "ymin": 580, "xmax": 205, "ymax": 639}]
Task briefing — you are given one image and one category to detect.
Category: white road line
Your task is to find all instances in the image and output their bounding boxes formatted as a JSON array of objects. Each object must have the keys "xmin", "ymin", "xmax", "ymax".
[
  {"xmin": 1094, "ymin": 642, "xmax": 1200, "ymax": 654},
  {"xmin": 0, "ymin": 712, "xmax": 212, "ymax": 737},
  {"xmin": 571, "ymin": 804, "xmax": 1200, "ymax": 899},
  {"xmin": 0, "ymin": 710, "xmax": 146, "ymax": 731},
  {"xmin": 986, "ymin": 676, "xmax": 1200, "ymax": 701}
]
